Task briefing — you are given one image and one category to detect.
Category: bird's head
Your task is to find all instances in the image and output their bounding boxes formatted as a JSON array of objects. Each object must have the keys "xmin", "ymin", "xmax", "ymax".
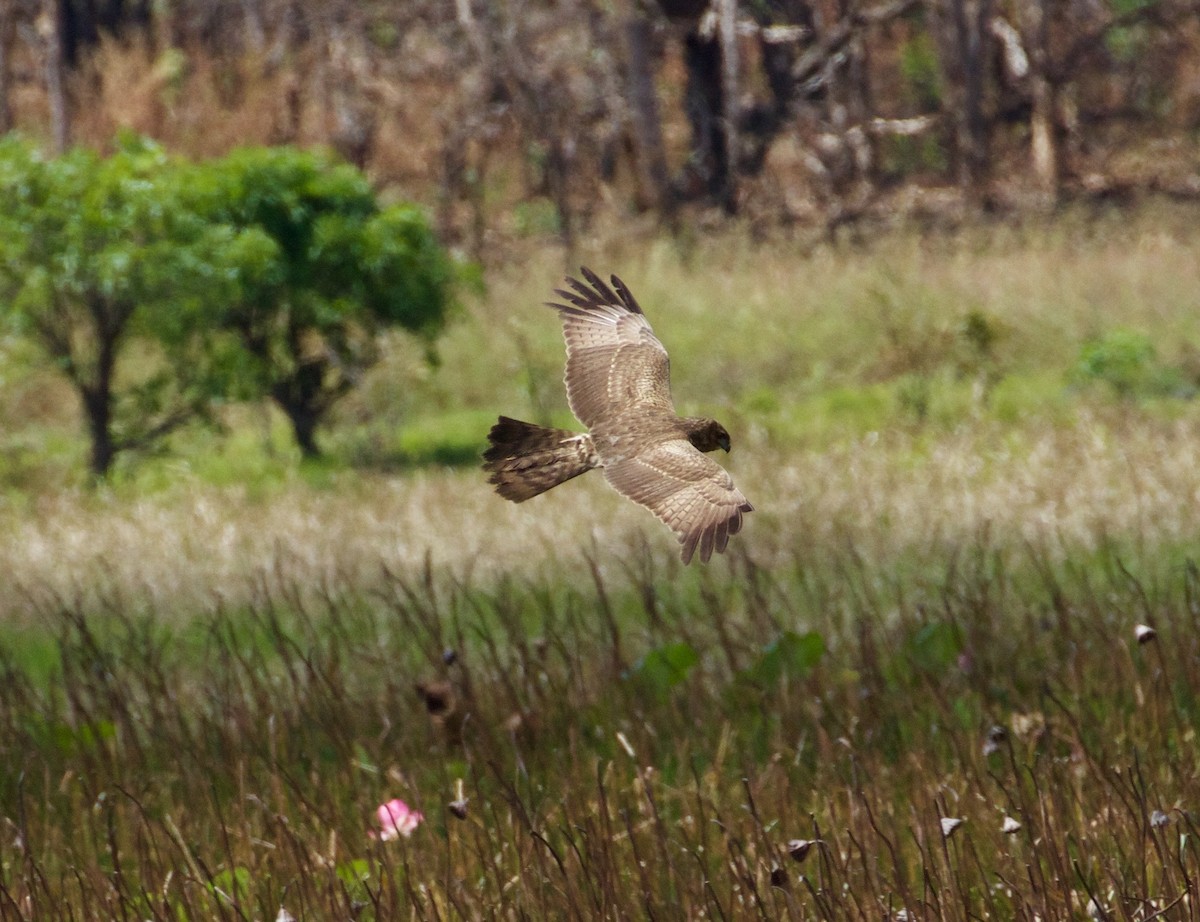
[{"xmin": 687, "ymin": 418, "xmax": 732, "ymax": 453}]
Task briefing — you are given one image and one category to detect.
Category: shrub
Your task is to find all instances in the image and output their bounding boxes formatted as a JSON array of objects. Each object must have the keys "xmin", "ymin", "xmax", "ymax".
[{"xmin": 1072, "ymin": 329, "xmax": 1189, "ymax": 398}]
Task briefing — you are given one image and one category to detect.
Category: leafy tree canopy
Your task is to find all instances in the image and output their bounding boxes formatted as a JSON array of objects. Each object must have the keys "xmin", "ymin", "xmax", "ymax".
[
  {"xmin": 184, "ymin": 146, "xmax": 461, "ymax": 456},
  {"xmin": 0, "ymin": 138, "xmax": 461, "ymax": 474},
  {"xmin": 0, "ymin": 134, "xmax": 257, "ymax": 477}
]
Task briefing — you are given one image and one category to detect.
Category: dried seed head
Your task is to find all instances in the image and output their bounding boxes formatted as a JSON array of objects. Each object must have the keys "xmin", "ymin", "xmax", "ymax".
[
  {"xmin": 787, "ymin": 838, "xmax": 820, "ymax": 862},
  {"xmin": 1135, "ymin": 624, "xmax": 1157, "ymax": 644},
  {"xmin": 1011, "ymin": 711, "xmax": 1046, "ymax": 742},
  {"xmin": 1001, "ymin": 816, "xmax": 1022, "ymax": 834},
  {"xmin": 415, "ymin": 680, "xmax": 454, "ymax": 716},
  {"xmin": 1151, "ymin": 809, "xmax": 1170, "ymax": 828},
  {"xmin": 769, "ymin": 866, "xmax": 788, "ymax": 889},
  {"xmin": 615, "ymin": 731, "xmax": 636, "ymax": 759},
  {"xmin": 982, "ymin": 723, "xmax": 1007, "ymax": 756},
  {"xmin": 449, "ymin": 778, "xmax": 468, "ymax": 820},
  {"xmin": 442, "ymin": 648, "xmax": 458, "ymax": 665},
  {"xmin": 941, "ymin": 817, "xmax": 965, "ymax": 839}
]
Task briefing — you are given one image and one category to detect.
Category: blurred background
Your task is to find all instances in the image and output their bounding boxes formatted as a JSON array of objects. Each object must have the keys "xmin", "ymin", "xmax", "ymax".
[{"xmin": 3, "ymin": 0, "xmax": 1199, "ymax": 249}]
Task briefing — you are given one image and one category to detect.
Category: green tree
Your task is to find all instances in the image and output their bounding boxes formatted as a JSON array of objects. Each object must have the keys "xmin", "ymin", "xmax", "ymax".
[
  {"xmin": 0, "ymin": 135, "xmax": 253, "ymax": 478},
  {"xmin": 189, "ymin": 146, "xmax": 459, "ymax": 458}
]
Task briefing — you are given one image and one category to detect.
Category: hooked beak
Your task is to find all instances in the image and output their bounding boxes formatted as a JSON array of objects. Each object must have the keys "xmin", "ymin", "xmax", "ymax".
[{"xmin": 718, "ymin": 434, "xmax": 731, "ymax": 453}]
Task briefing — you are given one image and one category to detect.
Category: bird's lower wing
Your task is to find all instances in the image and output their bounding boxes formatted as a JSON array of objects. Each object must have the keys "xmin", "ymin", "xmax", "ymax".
[{"xmin": 602, "ymin": 439, "xmax": 753, "ymax": 564}]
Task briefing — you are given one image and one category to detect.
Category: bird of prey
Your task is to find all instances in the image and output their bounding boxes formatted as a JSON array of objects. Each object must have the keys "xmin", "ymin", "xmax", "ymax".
[{"xmin": 483, "ymin": 268, "xmax": 752, "ymax": 564}]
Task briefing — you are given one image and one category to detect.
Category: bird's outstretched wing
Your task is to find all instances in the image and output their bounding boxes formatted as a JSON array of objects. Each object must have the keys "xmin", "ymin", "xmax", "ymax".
[
  {"xmin": 602, "ymin": 439, "xmax": 754, "ymax": 564},
  {"xmin": 547, "ymin": 268, "xmax": 675, "ymax": 430}
]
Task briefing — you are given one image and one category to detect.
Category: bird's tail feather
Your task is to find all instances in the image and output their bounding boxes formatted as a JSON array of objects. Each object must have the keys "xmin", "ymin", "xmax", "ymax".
[{"xmin": 483, "ymin": 416, "xmax": 599, "ymax": 502}]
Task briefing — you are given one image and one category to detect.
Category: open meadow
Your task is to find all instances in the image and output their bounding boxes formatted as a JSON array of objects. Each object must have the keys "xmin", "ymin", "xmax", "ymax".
[{"xmin": 4, "ymin": 205, "xmax": 1200, "ymax": 919}]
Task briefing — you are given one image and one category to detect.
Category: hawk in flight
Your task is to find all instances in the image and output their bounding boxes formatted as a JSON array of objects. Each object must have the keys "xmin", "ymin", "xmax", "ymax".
[{"xmin": 483, "ymin": 268, "xmax": 752, "ymax": 564}]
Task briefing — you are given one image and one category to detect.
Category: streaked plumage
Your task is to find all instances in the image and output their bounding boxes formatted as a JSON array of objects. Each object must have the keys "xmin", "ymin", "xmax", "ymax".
[{"xmin": 483, "ymin": 268, "xmax": 752, "ymax": 564}]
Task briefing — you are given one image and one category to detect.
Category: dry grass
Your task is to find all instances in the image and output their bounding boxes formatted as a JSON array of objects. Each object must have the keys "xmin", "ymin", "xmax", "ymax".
[
  {"xmin": 3, "ymin": 504, "xmax": 1200, "ymax": 919},
  {"xmin": 4, "ymin": 211, "xmax": 1200, "ymax": 918},
  {"xmin": 2, "ymin": 408, "xmax": 1200, "ymax": 627},
  {"xmin": 4, "ymin": 204, "xmax": 1200, "ymax": 623}
]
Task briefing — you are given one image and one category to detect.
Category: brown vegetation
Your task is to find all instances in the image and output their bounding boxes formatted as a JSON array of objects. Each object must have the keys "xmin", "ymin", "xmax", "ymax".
[{"xmin": 2, "ymin": 0, "xmax": 1199, "ymax": 253}]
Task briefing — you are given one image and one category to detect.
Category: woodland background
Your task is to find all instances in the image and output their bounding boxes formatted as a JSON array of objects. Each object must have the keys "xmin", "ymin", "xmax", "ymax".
[{"xmin": 2, "ymin": 0, "xmax": 1200, "ymax": 252}]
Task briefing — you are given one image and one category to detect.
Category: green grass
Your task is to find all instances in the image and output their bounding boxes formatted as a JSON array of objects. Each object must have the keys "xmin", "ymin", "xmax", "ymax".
[
  {"xmin": 4, "ymin": 536, "xmax": 1200, "ymax": 918},
  {"xmin": 4, "ymin": 204, "xmax": 1200, "ymax": 917},
  {"xmin": 3, "ymin": 199, "xmax": 1200, "ymax": 494}
]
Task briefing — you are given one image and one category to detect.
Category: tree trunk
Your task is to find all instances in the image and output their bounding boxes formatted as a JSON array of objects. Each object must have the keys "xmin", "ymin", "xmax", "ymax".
[
  {"xmin": 39, "ymin": 0, "xmax": 70, "ymax": 153},
  {"xmin": 272, "ymin": 354, "xmax": 328, "ymax": 459},
  {"xmin": 682, "ymin": 26, "xmax": 730, "ymax": 204},
  {"xmin": 622, "ymin": 13, "xmax": 674, "ymax": 216},
  {"xmin": 82, "ymin": 386, "xmax": 116, "ymax": 477},
  {"xmin": 943, "ymin": 0, "xmax": 993, "ymax": 193},
  {"xmin": 76, "ymin": 296, "xmax": 126, "ymax": 479},
  {"xmin": 716, "ymin": 0, "xmax": 739, "ymax": 213},
  {"xmin": 1022, "ymin": 0, "xmax": 1058, "ymax": 199},
  {"xmin": 0, "ymin": 2, "xmax": 13, "ymax": 134},
  {"xmin": 1028, "ymin": 75, "xmax": 1057, "ymax": 195},
  {"xmin": 280, "ymin": 400, "xmax": 322, "ymax": 459}
]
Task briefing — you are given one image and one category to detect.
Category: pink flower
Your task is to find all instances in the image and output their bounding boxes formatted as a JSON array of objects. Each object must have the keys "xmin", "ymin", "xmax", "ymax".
[{"xmin": 373, "ymin": 798, "xmax": 423, "ymax": 840}]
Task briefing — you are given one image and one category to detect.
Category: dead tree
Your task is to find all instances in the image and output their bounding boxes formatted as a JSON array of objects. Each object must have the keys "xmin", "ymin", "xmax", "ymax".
[
  {"xmin": 38, "ymin": 0, "xmax": 69, "ymax": 152},
  {"xmin": 936, "ymin": 0, "xmax": 995, "ymax": 194},
  {"xmin": 623, "ymin": 10, "xmax": 675, "ymax": 216},
  {"xmin": 451, "ymin": 0, "xmax": 620, "ymax": 253},
  {"xmin": 0, "ymin": 1, "xmax": 19, "ymax": 133}
]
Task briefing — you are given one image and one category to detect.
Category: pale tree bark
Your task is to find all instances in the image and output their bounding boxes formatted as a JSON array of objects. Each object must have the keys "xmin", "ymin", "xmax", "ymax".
[
  {"xmin": 1021, "ymin": 0, "xmax": 1058, "ymax": 198},
  {"xmin": 325, "ymin": 19, "xmax": 375, "ymax": 168},
  {"xmin": 38, "ymin": 0, "xmax": 69, "ymax": 153}
]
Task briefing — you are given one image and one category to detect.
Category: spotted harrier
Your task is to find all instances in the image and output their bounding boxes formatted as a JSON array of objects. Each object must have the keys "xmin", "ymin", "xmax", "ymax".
[{"xmin": 483, "ymin": 268, "xmax": 752, "ymax": 563}]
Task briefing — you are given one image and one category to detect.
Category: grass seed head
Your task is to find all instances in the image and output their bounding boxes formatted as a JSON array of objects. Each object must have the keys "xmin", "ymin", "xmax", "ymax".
[
  {"xmin": 788, "ymin": 838, "xmax": 820, "ymax": 862},
  {"xmin": 941, "ymin": 817, "xmax": 965, "ymax": 839},
  {"xmin": 449, "ymin": 778, "xmax": 469, "ymax": 820}
]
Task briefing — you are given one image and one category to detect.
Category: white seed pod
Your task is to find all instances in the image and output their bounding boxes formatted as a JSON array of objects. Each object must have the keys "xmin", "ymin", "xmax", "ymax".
[
  {"xmin": 787, "ymin": 838, "xmax": 820, "ymax": 863},
  {"xmin": 941, "ymin": 817, "xmax": 965, "ymax": 839},
  {"xmin": 1135, "ymin": 624, "xmax": 1157, "ymax": 644},
  {"xmin": 1002, "ymin": 816, "xmax": 1022, "ymax": 834}
]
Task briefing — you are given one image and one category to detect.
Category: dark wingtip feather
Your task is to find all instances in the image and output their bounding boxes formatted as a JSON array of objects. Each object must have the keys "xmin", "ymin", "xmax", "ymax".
[
  {"xmin": 544, "ymin": 268, "xmax": 643, "ymax": 318},
  {"xmin": 610, "ymin": 274, "xmax": 644, "ymax": 315},
  {"xmin": 680, "ymin": 529, "xmax": 700, "ymax": 565}
]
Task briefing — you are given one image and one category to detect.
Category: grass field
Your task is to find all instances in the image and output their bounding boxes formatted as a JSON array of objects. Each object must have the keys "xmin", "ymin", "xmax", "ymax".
[{"xmin": 4, "ymin": 203, "xmax": 1200, "ymax": 918}]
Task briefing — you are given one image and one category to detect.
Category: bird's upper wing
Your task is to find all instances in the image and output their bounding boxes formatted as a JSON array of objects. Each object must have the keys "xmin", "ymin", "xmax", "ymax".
[
  {"xmin": 547, "ymin": 268, "xmax": 675, "ymax": 430},
  {"xmin": 602, "ymin": 439, "xmax": 754, "ymax": 564}
]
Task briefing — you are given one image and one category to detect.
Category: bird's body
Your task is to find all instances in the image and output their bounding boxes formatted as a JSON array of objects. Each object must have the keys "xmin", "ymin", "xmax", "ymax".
[{"xmin": 483, "ymin": 268, "xmax": 752, "ymax": 564}]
